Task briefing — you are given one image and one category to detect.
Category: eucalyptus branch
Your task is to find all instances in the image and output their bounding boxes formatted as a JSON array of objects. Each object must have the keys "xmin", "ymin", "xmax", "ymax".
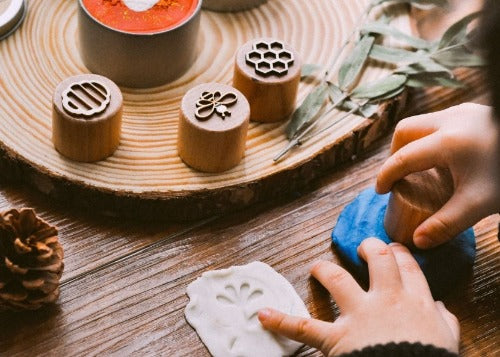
[
  {"xmin": 276, "ymin": 4, "xmax": 483, "ymax": 163},
  {"xmin": 322, "ymin": 4, "xmax": 374, "ymax": 81},
  {"xmin": 274, "ymin": 94, "xmax": 349, "ymax": 161},
  {"xmin": 301, "ymin": 99, "xmax": 370, "ymax": 143}
]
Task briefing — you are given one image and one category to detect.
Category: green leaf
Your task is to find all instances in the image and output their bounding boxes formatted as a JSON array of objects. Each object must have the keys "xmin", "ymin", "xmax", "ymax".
[
  {"xmin": 372, "ymin": 86, "xmax": 406, "ymax": 101},
  {"xmin": 438, "ymin": 12, "xmax": 481, "ymax": 49},
  {"xmin": 286, "ymin": 83, "xmax": 328, "ymax": 139},
  {"xmin": 396, "ymin": 59, "xmax": 452, "ymax": 75},
  {"xmin": 328, "ymin": 83, "xmax": 378, "ymax": 117},
  {"xmin": 301, "ymin": 64, "xmax": 322, "ymax": 78},
  {"xmin": 361, "ymin": 22, "xmax": 432, "ymax": 49},
  {"xmin": 351, "ymin": 74, "xmax": 407, "ymax": 99},
  {"xmin": 373, "ymin": 0, "xmax": 448, "ymax": 7},
  {"xmin": 369, "ymin": 45, "xmax": 428, "ymax": 64},
  {"xmin": 338, "ymin": 35, "xmax": 375, "ymax": 90},
  {"xmin": 358, "ymin": 103, "xmax": 379, "ymax": 117},
  {"xmin": 406, "ymin": 72, "xmax": 465, "ymax": 88},
  {"xmin": 340, "ymin": 99, "xmax": 380, "ymax": 117},
  {"xmin": 327, "ymin": 82, "xmax": 345, "ymax": 103},
  {"xmin": 432, "ymin": 47, "xmax": 485, "ymax": 67}
]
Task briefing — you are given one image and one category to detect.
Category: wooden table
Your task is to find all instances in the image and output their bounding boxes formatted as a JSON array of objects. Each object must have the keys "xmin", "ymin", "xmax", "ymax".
[{"xmin": 1, "ymin": 3, "xmax": 499, "ymax": 356}]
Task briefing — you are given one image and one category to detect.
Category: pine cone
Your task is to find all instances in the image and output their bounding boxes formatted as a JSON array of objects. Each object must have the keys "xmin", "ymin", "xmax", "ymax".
[{"xmin": 0, "ymin": 208, "xmax": 64, "ymax": 310}]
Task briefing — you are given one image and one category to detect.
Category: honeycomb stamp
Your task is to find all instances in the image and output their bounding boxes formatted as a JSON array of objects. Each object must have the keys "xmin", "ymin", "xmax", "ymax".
[
  {"xmin": 233, "ymin": 38, "xmax": 301, "ymax": 123},
  {"xmin": 245, "ymin": 40, "xmax": 295, "ymax": 77}
]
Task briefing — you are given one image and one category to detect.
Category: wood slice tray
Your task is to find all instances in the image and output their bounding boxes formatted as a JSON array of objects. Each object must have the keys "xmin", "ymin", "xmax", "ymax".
[{"xmin": 0, "ymin": 0, "xmax": 408, "ymax": 220}]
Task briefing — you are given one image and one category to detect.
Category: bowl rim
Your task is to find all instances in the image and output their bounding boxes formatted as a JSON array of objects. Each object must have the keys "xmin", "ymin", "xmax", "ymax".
[{"xmin": 0, "ymin": 0, "xmax": 27, "ymax": 41}]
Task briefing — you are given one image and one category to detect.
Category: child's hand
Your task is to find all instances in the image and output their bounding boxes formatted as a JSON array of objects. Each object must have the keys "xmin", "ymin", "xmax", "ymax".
[
  {"xmin": 258, "ymin": 238, "xmax": 459, "ymax": 356},
  {"xmin": 376, "ymin": 103, "xmax": 500, "ymax": 249}
]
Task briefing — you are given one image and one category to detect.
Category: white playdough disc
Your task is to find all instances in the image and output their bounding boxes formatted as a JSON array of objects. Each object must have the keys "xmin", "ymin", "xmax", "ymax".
[{"xmin": 185, "ymin": 261, "xmax": 310, "ymax": 357}]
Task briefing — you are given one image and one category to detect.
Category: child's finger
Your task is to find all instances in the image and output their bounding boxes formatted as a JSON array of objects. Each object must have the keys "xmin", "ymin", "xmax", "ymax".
[
  {"xmin": 357, "ymin": 238, "xmax": 402, "ymax": 291},
  {"xmin": 389, "ymin": 242, "xmax": 432, "ymax": 299},
  {"xmin": 414, "ymin": 191, "xmax": 483, "ymax": 249},
  {"xmin": 310, "ymin": 260, "xmax": 364, "ymax": 312},
  {"xmin": 258, "ymin": 308, "xmax": 338, "ymax": 351},
  {"xmin": 376, "ymin": 133, "xmax": 443, "ymax": 194},
  {"xmin": 390, "ymin": 114, "xmax": 440, "ymax": 154}
]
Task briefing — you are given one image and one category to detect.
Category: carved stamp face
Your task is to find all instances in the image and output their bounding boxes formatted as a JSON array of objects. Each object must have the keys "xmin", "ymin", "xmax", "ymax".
[
  {"xmin": 185, "ymin": 262, "xmax": 310, "ymax": 357},
  {"xmin": 245, "ymin": 40, "xmax": 295, "ymax": 77},
  {"xmin": 195, "ymin": 91, "xmax": 238, "ymax": 121},
  {"xmin": 61, "ymin": 80, "xmax": 111, "ymax": 118}
]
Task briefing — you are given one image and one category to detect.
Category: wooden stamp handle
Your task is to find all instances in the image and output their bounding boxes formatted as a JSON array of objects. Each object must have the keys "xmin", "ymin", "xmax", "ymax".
[{"xmin": 384, "ymin": 168, "xmax": 454, "ymax": 246}]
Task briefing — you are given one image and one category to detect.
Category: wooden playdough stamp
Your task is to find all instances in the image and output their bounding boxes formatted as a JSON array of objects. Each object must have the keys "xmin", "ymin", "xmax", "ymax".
[
  {"xmin": 233, "ymin": 38, "xmax": 301, "ymax": 122},
  {"xmin": 52, "ymin": 74, "xmax": 123, "ymax": 163},
  {"xmin": 331, "ymin": 168, "xmax": 476, "ymax": 298},
  {"xmin": 178, "ymin": 83, "xmax": 250, "ymax": 173}
]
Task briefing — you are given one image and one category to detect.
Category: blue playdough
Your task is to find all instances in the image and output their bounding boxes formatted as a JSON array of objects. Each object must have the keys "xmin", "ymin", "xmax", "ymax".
[{"xmin": 331, "ymin": 187, "xmax": 476, "ymax": 298}]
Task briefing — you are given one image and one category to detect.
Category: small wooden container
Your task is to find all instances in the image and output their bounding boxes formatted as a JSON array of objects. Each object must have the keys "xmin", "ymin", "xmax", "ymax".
[
  {"xmin": 233, "ymin": 38, "xmax": 301, "ymax": 123},
  {"xmin": 52, "ymin": 74, "xmax": 123, "ymax": 162},
  {"xmin": 177, "ymin": 83, "xmax": 250, "ymax": 173},
  {"xmin": 78, "ymin": 0, "xmax": 201, "ymax": 88},
  {"xmin": 202, "ymin": 0, "xmax": 267, "ymax": 12},
  {"xmin": 384, "ymin": 168, "xmax": 454, "ymax": 246}
]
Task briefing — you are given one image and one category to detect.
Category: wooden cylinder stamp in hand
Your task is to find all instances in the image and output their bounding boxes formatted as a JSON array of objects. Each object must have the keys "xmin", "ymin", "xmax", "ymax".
[
  {"xmin": 52, "ymin": 74, "xmax": 123, "ymax": 163},
  {"xmin": 177, "ymin": 83, "xmax": 250, "ymax": 173},
  {"xmin": 384, "ymin": 168, "xmax": 454, "ymax": 246},
  {"xmin": 233, "ymin": 38, "xmax": 301, "ymax": 123}
]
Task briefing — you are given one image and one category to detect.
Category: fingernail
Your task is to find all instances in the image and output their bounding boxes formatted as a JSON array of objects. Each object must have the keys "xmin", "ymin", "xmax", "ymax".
[
  {"xmin": 415, "ymin": 235, "xmax": 435, "ymax": 249},
  {"xmin": 258, "ymin": 308, "xmax": 272, "ymax": 321},
  {"xmin": 389, "ymin": 242, "xmax": 402, "ymax": 247},
  {"xmin": 310, "ymin": 260, "xmax": 323, "ymax": 271}
]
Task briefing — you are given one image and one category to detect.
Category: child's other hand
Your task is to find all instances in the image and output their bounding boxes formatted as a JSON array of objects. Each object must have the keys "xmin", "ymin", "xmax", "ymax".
[
  {"xmin": 376, "ymin": 103, "xmax": 500, "ymax": 249},
  {"xmin": 258, "ymin": 238, "xmax": 459, "ymax": 356}
]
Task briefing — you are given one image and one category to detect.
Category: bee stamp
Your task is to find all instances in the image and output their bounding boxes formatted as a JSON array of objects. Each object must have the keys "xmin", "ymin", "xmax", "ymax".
[
  {"xmin": 178, "ymin": 83, "xmax": 249, "ymax": 173},
  {"xmin": 195, "ymin": 91, "xmax": 238, "ymax": 121}
]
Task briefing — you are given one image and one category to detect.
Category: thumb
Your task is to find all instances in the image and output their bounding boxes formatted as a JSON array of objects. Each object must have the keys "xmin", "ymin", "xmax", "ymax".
[{"xmin": 414, "ymin": 191, "xmax": 481, "ymax": 249}]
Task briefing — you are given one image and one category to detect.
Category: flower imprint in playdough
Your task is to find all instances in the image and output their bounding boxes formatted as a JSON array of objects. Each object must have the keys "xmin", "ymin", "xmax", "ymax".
[
  {"xmin": 82, "ymin": 0, "xmax": 198, "ymax": 33},
  {"xmin": 185, "ymin": 261, "xmax": 310, "ymax": 357}
]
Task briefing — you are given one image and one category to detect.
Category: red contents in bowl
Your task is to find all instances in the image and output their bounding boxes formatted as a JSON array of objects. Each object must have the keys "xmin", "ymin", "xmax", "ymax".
[{"xmin": 82, "ymin": 0, "xmax": 198, "ymax": 33}]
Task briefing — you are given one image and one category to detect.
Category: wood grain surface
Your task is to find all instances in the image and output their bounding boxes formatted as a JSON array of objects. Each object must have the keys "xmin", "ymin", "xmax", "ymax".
[
  {"xmin": 0, "ymin": 1, "xmax": 498, "ymax": 356},
  {"xmin": 0, "ymin": 0, "xmax": 411, "ymax": 220}
]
